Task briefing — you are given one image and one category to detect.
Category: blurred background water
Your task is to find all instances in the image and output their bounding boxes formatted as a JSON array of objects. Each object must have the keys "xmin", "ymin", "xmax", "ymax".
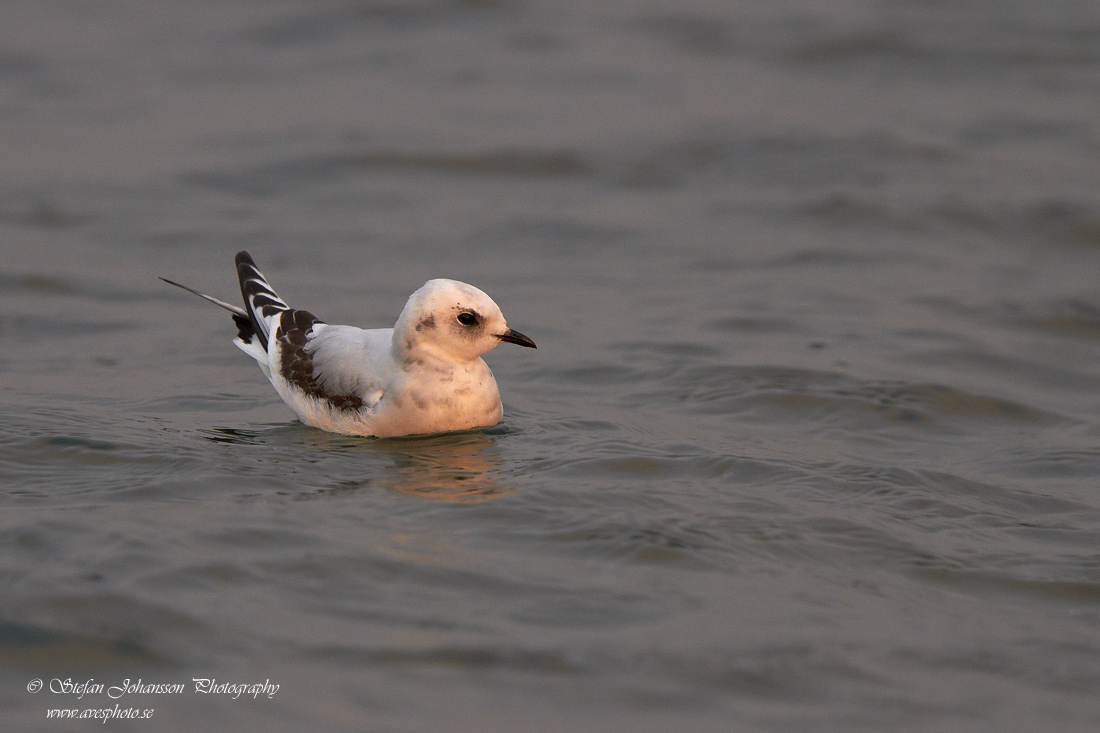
[{"xmin": 2, "ymin": 0, "xmax": 1100, "ymax": 730}]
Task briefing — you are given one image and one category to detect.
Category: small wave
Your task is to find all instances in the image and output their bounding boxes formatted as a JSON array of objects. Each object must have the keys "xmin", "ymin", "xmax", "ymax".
[
  {"xmin": 0, "ymin": 620, "xmax": 171, "ymax": 669},
  {"xmin": 622, "ymin": 363, "xmax": 1066, "ymax": 429}
]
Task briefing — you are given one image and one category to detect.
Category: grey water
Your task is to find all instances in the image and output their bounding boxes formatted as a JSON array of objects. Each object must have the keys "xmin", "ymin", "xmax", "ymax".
[{"xmin": 3, "ymin": 1, "xmax": 1100, "ymax": 730}]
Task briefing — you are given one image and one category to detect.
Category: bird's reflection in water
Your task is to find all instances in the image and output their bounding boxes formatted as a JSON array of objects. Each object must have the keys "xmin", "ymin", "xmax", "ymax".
[
  {"xmin": 372, "ymin": 432, "xmax": 512, "ymax": 502},
  {"xmin": 203, "ymin": 425, "xmax": 513, "ymax": 502}
]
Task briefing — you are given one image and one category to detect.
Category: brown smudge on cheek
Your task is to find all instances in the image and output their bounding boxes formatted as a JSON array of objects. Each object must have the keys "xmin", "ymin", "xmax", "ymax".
[{"xmin": 415, "ymin": 314, "xmax": 435, "ymax": 332}]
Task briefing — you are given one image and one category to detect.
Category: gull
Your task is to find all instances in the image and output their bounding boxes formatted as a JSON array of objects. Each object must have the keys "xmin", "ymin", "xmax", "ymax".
[{"xmin": 160, "ymin": 251, "xmax": 536, "ymax": 438}]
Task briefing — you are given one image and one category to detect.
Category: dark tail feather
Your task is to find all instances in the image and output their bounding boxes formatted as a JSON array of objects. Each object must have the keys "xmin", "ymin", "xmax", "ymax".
[
  {"xmin": 159, "ymin": 276, "xmax": 257, "ymax": 344},
  {"xmin": 231, "ymin": 313, "xmax": 256, "ymax": 344}
]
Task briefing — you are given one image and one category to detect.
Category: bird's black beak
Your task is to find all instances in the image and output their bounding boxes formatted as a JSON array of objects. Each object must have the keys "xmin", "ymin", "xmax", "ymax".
[{"xmin": 498, "ymin": 328, "xmax": 537, "ymax": 349}]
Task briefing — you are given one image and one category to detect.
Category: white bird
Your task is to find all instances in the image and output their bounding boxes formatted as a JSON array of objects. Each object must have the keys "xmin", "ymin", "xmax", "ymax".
[{"xmin": 160, "ymin": 251, "xmax": 536, "ymax": 438}]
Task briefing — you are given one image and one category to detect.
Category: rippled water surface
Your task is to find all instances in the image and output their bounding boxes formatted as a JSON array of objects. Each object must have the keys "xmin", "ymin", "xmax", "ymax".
[{"xmin": 3, "ymin": 1, "xmax": 1100, "ymax": 730}]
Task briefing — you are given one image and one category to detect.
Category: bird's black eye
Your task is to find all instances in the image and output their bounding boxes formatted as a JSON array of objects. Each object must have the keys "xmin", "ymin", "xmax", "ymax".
[{"xmin": 457, "ymin": 312, "xmax": 478, "ymax": 327}]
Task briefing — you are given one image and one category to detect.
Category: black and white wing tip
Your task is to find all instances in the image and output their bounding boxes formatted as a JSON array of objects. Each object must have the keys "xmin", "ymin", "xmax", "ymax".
[{"xmin": 234, "ymin": 251, "xmax": 292, "ymax": 347}]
